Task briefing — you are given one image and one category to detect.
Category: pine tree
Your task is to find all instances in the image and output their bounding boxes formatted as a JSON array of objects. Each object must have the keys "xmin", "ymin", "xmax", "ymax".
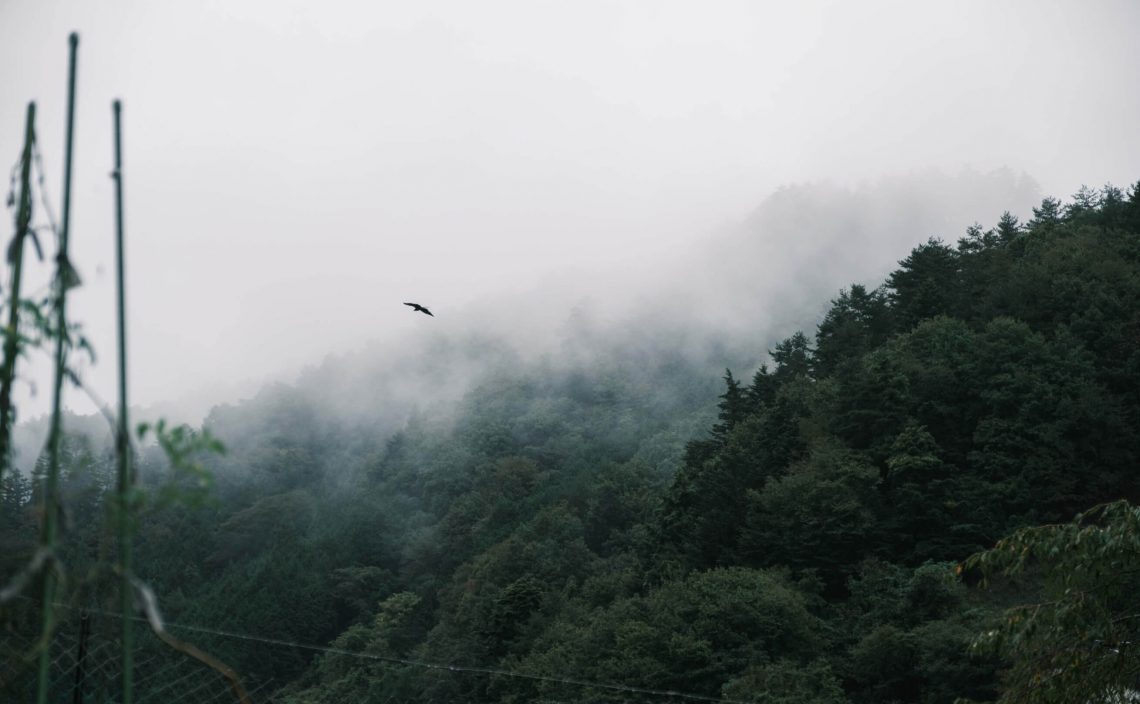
[
  {"xmin": 814, "ymin": 284, "xmax": 892, "ymax": 378},
  {"xmin": 995, "ymin": 211, "xmax": 1021, "ymax": 243},
  {"xmin": 1027, "ymin": 196, "xmax": 1063, "ymax": 231},
  {"xmin": 887, "ymin": 238, "xmax": 960, "ymax": 328},
  {"xmin": 710, "ymin": 369, "xmax": 747, "ymax": 442},
  {"xmin": 771, "ymin": 332, "xmax": 813, "ymax": 382}
]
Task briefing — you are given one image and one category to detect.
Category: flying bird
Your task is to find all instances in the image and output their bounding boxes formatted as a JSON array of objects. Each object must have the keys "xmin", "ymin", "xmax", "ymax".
[{"xmin": 404, "ymin": 302, "xmax": 434, "ymax": 317}]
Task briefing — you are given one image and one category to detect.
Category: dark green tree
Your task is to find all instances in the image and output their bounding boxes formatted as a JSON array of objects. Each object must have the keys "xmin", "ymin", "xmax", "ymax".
[
  {"xmin": 886, "ymin": 238, "xmax": 960, "ymax": 328},
  {"xmin": 814, "ymin": 284, "xmax": 892, "ymax": 378}
]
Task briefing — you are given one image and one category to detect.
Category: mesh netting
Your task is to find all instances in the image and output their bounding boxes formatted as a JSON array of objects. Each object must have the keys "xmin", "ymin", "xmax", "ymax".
[{"xmin": 0, "ymin": 600, "xmax": 278, "ymax": 703}]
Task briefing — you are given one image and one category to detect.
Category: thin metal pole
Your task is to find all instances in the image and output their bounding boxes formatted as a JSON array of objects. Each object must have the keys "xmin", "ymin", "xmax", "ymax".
[
  {"xmin": 112, "ymin": 97, "xmax": 134, "ymax": 704},
  {"xmin": 37, "ymin": 32, "xmax": 79, "ymax": 704},
  {"xmin": 70, "ymin": 612, "xmax": 90, "ymax": 704},
  {"xmin": 0, "ymin": 102, "xmax": 36, "ymax": 482}
]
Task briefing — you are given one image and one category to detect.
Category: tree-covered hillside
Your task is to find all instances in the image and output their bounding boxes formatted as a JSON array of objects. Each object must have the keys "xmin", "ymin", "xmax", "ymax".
[{"xmin": 4, "ymin": 182, "xmax": 1140, "ymax": 702}]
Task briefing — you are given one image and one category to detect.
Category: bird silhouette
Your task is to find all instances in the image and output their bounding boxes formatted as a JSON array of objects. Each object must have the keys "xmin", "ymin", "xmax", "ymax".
[{"xmin": 404, "ymin": 302, "xmax": 434, "ymax": 317}]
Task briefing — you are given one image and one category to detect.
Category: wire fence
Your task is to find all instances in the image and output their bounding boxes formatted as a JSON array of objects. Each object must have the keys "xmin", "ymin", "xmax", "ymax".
[
  {"xmin": 2, "ymin": 593, "xmax": 756, "ymax": 704},
  {"xmin": 1, "ymin": 598, "xmax": 278, "ymax": 704}
]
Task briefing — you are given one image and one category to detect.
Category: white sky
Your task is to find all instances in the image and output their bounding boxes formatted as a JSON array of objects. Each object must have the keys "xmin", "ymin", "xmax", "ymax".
[{"xmin": 1, "ymin": 0, "xmax": 1138, "ymax": 419}]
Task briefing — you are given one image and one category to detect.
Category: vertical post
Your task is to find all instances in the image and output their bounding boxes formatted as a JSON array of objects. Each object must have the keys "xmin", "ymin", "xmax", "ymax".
[
  {"xmin": 38, "ymin": 31, "xmax": 79, "ymax": 704},
  {"xmin": 112, "ymin": 98, "xmax": 133, "ymax": 704},
  {"xmin": 70, "ymin": 612, "xmax": 90, "ymax": 704},
  {"xmin": 0, "ymin": 102, "xmax": 36, "ymax": 482}
]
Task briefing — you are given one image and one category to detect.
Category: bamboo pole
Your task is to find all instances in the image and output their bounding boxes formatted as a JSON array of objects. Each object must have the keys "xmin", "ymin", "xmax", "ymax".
[
  {"xmin": 70, "ymin": 612, "xmax": 90, "ymax": 704},
  {"xmin": 0, "ymin": 102, "xmax": 36, "ymax": 482},
  {"xmin": 37, "ymin": 32, "xmax": 79, "ymax": 704},
  {"xmin": 112, "ymin": 97, "xmax": 134, "ymax": 704}
]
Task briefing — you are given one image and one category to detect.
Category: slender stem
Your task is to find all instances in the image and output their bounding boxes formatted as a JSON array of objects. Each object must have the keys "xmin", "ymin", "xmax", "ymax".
[
  {"xmin": 37, "ymin": 32, "xmax": 79, "ymax": 704},
  {"xmin": 113, "ymin": 97, "xmax": 134, "ymax": 704},
  {"xmin": 70, "ymin": 612, "xmax": 89, "ymax": 704},
  {"xmin": 0, "ymin": 102, "xmax": 36, "ymax": 482}
]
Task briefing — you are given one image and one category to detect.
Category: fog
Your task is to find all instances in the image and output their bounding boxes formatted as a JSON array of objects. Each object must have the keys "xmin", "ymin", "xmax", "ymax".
[{"xmin": 1, "ymin": 0, "xmax": 1138, "ymax": 426}]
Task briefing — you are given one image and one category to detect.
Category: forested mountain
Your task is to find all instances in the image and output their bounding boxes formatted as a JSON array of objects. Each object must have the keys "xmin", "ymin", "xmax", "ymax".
[{"xmin": 4, "ymin": 181, "xmax": 1140, "ymax": 702}]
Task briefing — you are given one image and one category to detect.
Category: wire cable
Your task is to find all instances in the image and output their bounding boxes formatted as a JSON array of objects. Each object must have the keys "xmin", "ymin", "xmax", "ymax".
[{"xmin": 34, "ymin": 596, "xmax": 751, "ymax": 704}]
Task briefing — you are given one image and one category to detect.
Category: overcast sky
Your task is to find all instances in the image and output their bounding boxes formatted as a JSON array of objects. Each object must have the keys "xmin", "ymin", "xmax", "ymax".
[{"xmin": 1, "ymin": 0, "xmax": 1138, "ymax": 420}]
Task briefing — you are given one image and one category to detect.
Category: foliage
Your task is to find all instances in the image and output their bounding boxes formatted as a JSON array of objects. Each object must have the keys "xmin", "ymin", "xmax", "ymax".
[
  {"xmin": 964, "ymin": 501, "xmax": 1140, "ymax": 703},
  {"xmin": 136, "ymin": 418, "xmax": 225, "ymax": 507},
  {"xmin": 722, "ymin": 659, "xmax": 846, "ymax": 704}
]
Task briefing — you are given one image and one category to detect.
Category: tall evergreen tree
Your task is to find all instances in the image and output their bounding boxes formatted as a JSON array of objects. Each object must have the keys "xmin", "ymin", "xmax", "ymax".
[
  {"xmin": 814, "ymin": 284, "xmax": 892, "ymax": 378},
  {"xmin": 886, "ymin": 238, "xmax": 960, "ymax": 328},
  {"xmin": 995, "ymin": 210, "xmax": 1020, "ymax": 243}
]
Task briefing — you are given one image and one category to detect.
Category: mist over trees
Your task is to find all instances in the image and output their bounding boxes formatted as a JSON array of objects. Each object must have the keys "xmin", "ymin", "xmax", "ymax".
[{"xmin": 4, "ymin": 179, "xmax": 1140, "ymax": 702}]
